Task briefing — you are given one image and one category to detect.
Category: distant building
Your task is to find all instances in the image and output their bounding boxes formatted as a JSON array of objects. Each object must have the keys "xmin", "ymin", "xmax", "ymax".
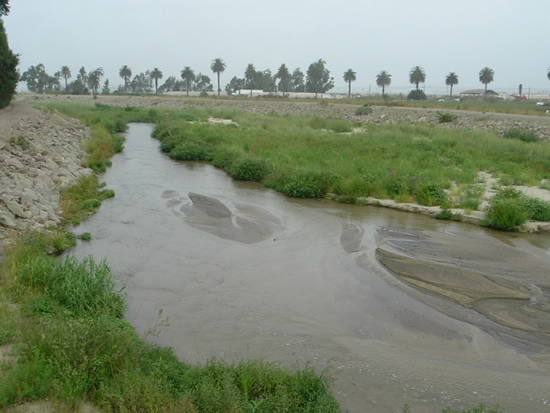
[{"xmin": 460, "ymin": 89, "xmax": 498, "ymax": 97}]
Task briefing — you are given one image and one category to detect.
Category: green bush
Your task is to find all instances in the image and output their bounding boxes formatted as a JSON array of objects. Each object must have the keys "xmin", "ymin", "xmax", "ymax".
[
  {"xmin": 355, "ymin": 105, "xmax": 373, "ymax": 116},
  {"xmin": 407, "ymin": 89, "xmax": 427, "ymax": 101},
  {"xmin": 521, "ymin": 196, "xmax": 550, "ymax": 221},
  {"xmin": 415, "ymin": 182, "xmax": 447, "ymax": 206},
  {"xmin": 228, "ymin": 158, "xmax": 269, "ymax": 181},
  {"xmin": 503, "ymin": 127, "xmax": 539, "ymax": 142},
  {"xmin": 169, "ymin": 143, "xmax": 210, "ymax": 161},
  {"xmin": 484, "ymin": 195, "xmax": 528, "ymax": 231},
  {"xmin": 437, "ymin": 112, "xmax": 456, "ymax": 123},
  {"xmin": 435, "ymin": 209, "xmax": 462, "ymax": 221},
  {"xmin": 0, "ymin": 20, "xmax": 19, "ymax": 109},
  {"xmin": 282, "ymin": 175, "xmax": 325, "ymax": 198}
]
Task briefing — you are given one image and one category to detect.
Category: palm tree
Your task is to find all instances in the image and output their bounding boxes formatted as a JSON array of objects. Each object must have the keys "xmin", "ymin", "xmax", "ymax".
[
  {"xmin": 409, "ymin": 66, "xmax": 426, "ymax": 90},
  {"xmin": 445, "ymin": 72, "xmax": 459, "ymax": 98},
  {"xmin": 210, "ymin": 58, "xmax": 226, "ymax": 96},
  {"xmin": 87, "ymin": 67, "xmax": 104, "ymax": 96},
  {"xmin": 479, "ymin": 67, "xmax": 494, "ymax": 92},
  {"xmin": 60, "ymin": 66, "xmax": 71, "ymax": 91},
  {"xmin": 547, "ymin": 67, "xmax": 550, "ymax": 81},
  {"xmin": 376, "ymin": 70, "xmax": 392, "ymax": 97},
  {"xmin": 119, "ymin": 65, "xmax": 132, "ymax": 93},
  {"xmin": 343, "ymin": 69, "xmax": 357, "ymax": 99},
  {"xmin": 150, "ymin": 68, "xmax": 163, "ymax": 94},
  {"xmin": 275, "ymin": 64, "xmax": 290, "ymax": 96},
  {"xmin": 181, "ymin": 66, "xmax": 195, "ymax": 96},
  {"xmin": 245, "ymin": 63, "xmax": 256, "ymax": 97}
]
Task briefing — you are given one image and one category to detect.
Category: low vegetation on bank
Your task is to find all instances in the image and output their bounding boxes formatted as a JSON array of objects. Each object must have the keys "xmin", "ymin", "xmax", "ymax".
[{"xmin": 46, "ymin": 101, "xmax": 550, "ymax": 231}]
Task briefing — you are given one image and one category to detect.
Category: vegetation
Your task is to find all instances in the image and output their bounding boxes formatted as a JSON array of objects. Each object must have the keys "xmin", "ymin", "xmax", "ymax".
[
  {"xmin": 483, "ymin": 188, "xmax": 550, "ymax": 230},
  {"xmin": 445, "ymin": 72, "xmax": 459, "ymax": 98},
  {"xmin": 437, "ymin": 112, "xmax": 456, "ymax": 123},
  {"xmin": 343, "ymin": 68, "xmax": 356, "ymax": 99},
  {"xmin": 479, "ymin": 67, "xmax": 494, "ymax": 92},
  {"xmin": 0, "ymin": 18, "xmax": 18, "ymax": 108},
  {"xmin": 503, "ymin": 127, "xmax": 539, "ymax": 142},
  {"xmin": 408, "ymin": 89, "xmax": 427, "ymax": 101},
  {"xmin": 0, "ymin": 234, "xmax": 339, "ymax": 412},
  {"xmin": 306, "ymin": 59, "xmax": 334, "ymax": 97},
  {"xmin": 211, "ymin": 58, "xmax": 226, "ymax": 97},
  {"xmin": 409, "ymin": 66, "xmax": 426, "ymax": 90},
  {"xmin": 45, "ymin": 102, "xmax": 550, "ymax": 218},
  {"xmin": 376, "ymin": 70, "xmax": 392, "ymax": 97}
]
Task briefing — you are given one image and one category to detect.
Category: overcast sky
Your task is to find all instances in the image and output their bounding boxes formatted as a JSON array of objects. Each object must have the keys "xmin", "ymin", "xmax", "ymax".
[{"xmin": 4, "ymin": 0, "xmax": 550, "ymax": 95}]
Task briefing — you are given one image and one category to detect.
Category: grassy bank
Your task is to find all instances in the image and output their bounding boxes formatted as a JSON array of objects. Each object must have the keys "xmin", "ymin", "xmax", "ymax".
[{"xmin": 0, "ymin": 234, "xmax": 339, "ymax": 412}]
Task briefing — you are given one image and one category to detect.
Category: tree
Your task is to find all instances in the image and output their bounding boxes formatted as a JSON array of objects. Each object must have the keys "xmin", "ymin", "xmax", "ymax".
[
  {"xmin": 546, "ymin": 67, "xmax": 549, "ymax": 81},
  {"xmin": 290, "ymin": 68, "xmax": 305, "ymax": 92},
  {"xmin": 376, "ymin": 70, "xmax": 391, "ymax": 97},
  {"xmin": 225, "ymin": 76, "xmax": 245, "ymax": 95},
  {"xmin": 181, "ymin": 66, "xmax": 195, "ymax": 96},
  {"xmin": 150, "ymin": 68, "xmax": 163, "ymax": 94},
  {"xmin": 245, "ymin": 63, "xmax": 256, "ymax": 97},
  {"xmin": 343, "ymin": 69, "xmax": 356, "ymax": 99},
  {"xmin": 275, "ymin": 64, "xmax": 290, "ymax": 96},
  {"xmin": 129, "ymin": 71, "xmax": 153, "ymax": 94},
  {"xmin": 102, "ymin": 79, "xmax": 110, "ymax": 95},
  {"xmin": 192, "ymin": 73, "xmax": 212, "ymax": 92},
  {"xmin": 445, "ymin": 72, "xmax": 459, "ymax": 98},
  {"xmin": 0, "ymin": 18, "xmax": 18, "ymax": 108},
  {"xmin": 479, "ymin": 67, "xmax": 494, "ymax": 92},
  {"xmin": 306, "ymin": 59, "xmax": 334, "ymax": 97},
  {"xmin": 20, "ymin": 64, "xmax": 59, "ymax": 94},
  {"xmin": 0, "ymin": 0, "xmax": 9, "ymax": 16},
  {"xmin": 409, "ymin": 66, "xmax": 426, "ymax": 90},
  {"xmin": 211, "ymin": 58, "xmax": 226, "ymax": 96},
  {"xmin": 87, "ymin": 67, "xmax": 103, "ymax": 95},
  {"xmin": 60, "ymin": 66, "xmax": 71, "ymax": 91},
  {"xmin": 119, "ymin": 65, "xmax": 132, "ymax": 93}
]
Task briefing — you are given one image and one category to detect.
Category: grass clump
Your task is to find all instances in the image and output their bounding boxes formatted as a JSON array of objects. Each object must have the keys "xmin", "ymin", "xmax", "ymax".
[
  {"xmin": 437, "ymin": 112, "xmax": 456, "ymax": 123},
  {"xmin": 228, "ymin": 158, "xmax": 269, "ymax": 181},
  {"xmin": 60, "ymin": 175, "xmax": 114, "ymax": 226},
  {"xmin": 9, "ymin": 135, "xmax": 30, "ymax": 149},
  {"xmin": 355, "ymin": 104, "xmax": 373, "ymax": 116},
  {"xmin": 503, "ymin": 127, "xmax": 539, "ymax": 142}
]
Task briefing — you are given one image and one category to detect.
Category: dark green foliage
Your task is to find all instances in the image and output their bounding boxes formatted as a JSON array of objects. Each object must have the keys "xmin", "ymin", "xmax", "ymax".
[
  {"xmin": 435, "ymin": 209, "xmax": 462, "ymax": 221},
  {"xmin": 280, "ymin": 172, "xmax": 340, "ymax": 198},
  {"xmin": 484, "ymin": 189, "xmax": 528, "ymax": 230},
  {"xmin": 0, "ymin": 19, "xmax": 19, "ymax": 108},
  {"xmin": 408, "ymin": 89, "xmax": 427, "ymax": 101},
  {"xmin": 169, "ymin": 142, "xmax": 211, "ymax": 161},
  {"xmin": 229, "ymin": 158, "xmax": 269, "ymax": 181},
  {"xmin": 78, "ymin": 232, "xmax": 92, "ymax": 241},
  {"xmin": 356, "ymin": 105, "xmax": 373, "ymax": 116},
  {"xmin": 521, "ymin": 196, "xmax": 550, "ymax": 221},
  {"xmin": 437, "ymin": 112, "xmax": 456, "ymax": 123},
  {"xmin": 415, "ymin": 182, "xmax": 447, "ymax": 206},
  {"xmin": 503, "ymin": 127, "xmax": 539, "ymax": 142}
]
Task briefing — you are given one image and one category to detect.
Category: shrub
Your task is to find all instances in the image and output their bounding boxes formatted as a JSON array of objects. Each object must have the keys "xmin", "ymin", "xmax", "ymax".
[
  {"xmin": 355, "ymin": 105, "xmax": 373, "ymax": 116},
  {"xmin": 407, "ymin": 90, "xmax": 427, "ymax": 101},
  {"xmin": 0, "ymin": 20, "xmax": 19, "ymax": 109},
  {"xmin": 169, "ymin": 143, "xmax": 209, "ymax": 161},
  {"xmin": 504, "ymin": 127, "xmax": 539, "ymax": 142},
  {"xmin": 9, "ymin": 135, "xmax": 30, "ymax": 149},
  {"xmin": 437, "ymin": 112, "xmax": 456, "ymax": 123},
  {"xmin": 521, "ymin": 196, "xmax": 550, "ymax": 221},
  {"xmin": 484, "ymin": 196, "xmax": 528, "ymax": 231},
  {"xmin": 415, "ymin": 182, "xmax": 447, "ymax": 206},
  {"xmin": 228, "ymin": 158, "xmax": 268, "ymax": 181},
  {"xmin": 282, "ymin": 175, "xmax": 325, "ymax": 198}
]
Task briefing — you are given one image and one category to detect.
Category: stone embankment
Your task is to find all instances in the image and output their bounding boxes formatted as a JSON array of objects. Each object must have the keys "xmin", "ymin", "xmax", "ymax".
[{"xmin": 0, "ymin": 103, "xmax": 91, "ymax": 251}]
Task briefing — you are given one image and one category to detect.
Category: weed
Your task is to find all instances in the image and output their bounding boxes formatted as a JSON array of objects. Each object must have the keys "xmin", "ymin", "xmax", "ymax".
[
  {"xmin": 436, "ymin": 209, "xmax": 462, "ymax": 221},
  {"xmin": 9, "ymin": 135, "xmax": 30, "ymax": 149},
  {"xmin": 78, "ymin": 232, "xmax": 92, "ymax": 241},
  {"xmin": 229, "ymin": 158, "xmax": 269, "ymax": 181},
  {"xmin": 355, "ymin": 105, "xmax": 373, "ymax": 116}
]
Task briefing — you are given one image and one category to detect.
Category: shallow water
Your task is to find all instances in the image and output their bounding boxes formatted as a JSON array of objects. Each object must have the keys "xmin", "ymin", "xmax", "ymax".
[{"xmin": 71, "ymin": 124, "xmax": 550, "ymax": 413}]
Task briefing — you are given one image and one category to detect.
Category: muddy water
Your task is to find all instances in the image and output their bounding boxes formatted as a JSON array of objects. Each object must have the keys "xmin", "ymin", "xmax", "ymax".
[{"xmin": 72, "ymin": 124, "xmax": 550, "ymax": 413}]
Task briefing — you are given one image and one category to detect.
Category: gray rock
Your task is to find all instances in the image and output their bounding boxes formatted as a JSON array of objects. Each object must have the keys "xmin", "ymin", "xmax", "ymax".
[
  {"xmin": 0, "ymin": 210, "xmax": 17, "ymax": 228},
  {"xmin": 6, "ymin": 200, "xmax": 26, "ymax": 218}
]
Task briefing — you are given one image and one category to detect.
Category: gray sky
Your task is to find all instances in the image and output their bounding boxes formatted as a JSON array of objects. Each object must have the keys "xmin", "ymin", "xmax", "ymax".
[{"xmin": 4, "ymin": 0, "xmax": 550, "ymax": 95}]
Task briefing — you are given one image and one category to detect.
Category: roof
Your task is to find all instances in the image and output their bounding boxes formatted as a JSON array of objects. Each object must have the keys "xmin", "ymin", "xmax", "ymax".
[{"xmin": 460, "ymin": 89, "xmax": 497, "ymax": 95}]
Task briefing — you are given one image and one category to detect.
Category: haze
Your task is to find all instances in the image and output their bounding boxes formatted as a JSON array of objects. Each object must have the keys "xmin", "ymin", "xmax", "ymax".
[{"xmin": 4, "ymin": 0, "xmax": 550, "ymax": 95}]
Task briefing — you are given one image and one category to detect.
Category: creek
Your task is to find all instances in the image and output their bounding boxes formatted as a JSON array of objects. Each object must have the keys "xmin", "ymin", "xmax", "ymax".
[{"xmin": 71, "ymin": 123, "xmax": 550, "ymax": 413}]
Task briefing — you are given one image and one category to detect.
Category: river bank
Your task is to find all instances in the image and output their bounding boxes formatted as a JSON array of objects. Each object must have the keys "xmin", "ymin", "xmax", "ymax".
[{"xmin": 2, "ymin": 94, "xmax": 550, "ymax": 251}]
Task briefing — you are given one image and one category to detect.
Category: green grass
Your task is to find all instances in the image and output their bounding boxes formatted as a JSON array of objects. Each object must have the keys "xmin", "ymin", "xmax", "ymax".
[{"xmin": 0, "ymin": 233, "xmax": 340, "ymax": 411}]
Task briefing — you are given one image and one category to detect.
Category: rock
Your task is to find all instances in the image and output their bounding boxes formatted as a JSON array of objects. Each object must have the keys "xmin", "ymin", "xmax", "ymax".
[
  {"xmin": 0, "ymin": 210, "xmax": 17, "ymax": 228},
  {"xmin": 6, "ymin": 200, "xmax": 26, "ymax": 218}
]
